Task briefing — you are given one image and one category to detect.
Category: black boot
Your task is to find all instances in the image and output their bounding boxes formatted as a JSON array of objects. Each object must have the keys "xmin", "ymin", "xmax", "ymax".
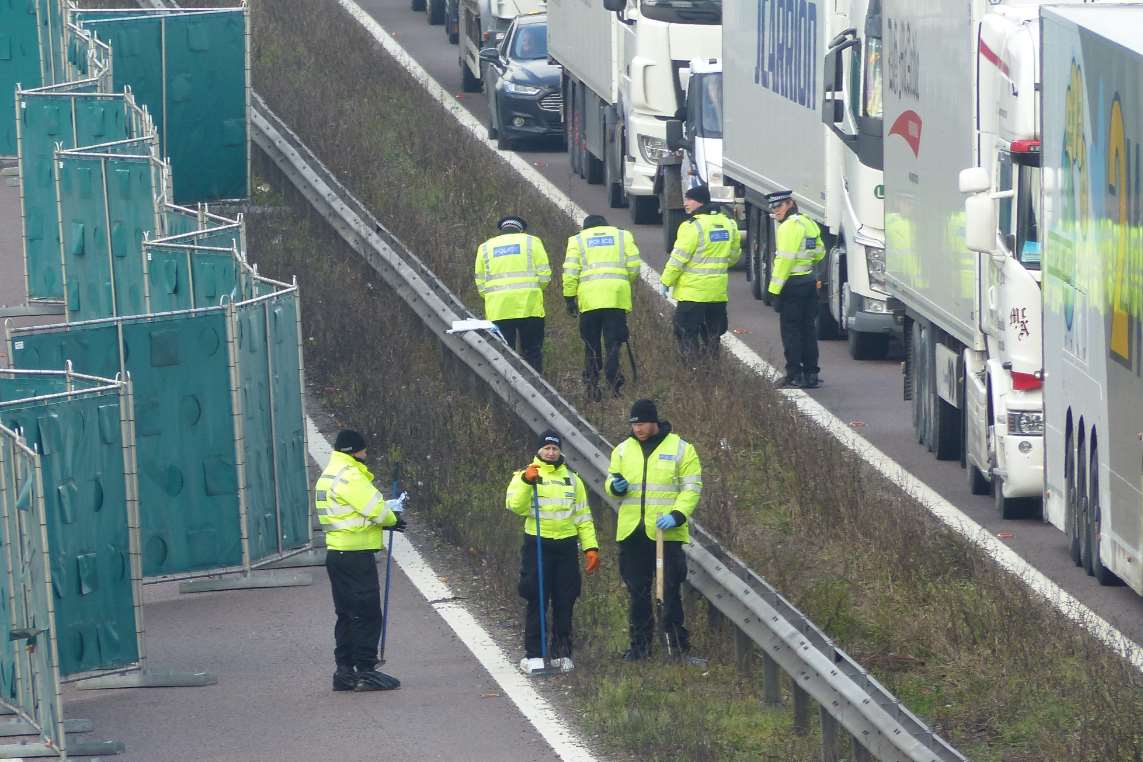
[
  {"xmin": 779, "ymin": 373, "xmax": 805, "ymax": 388},
  {"xmin": 803, "ymin": 372, "xmax": 820, "ymax": 389},
  {"xmin": 332, "ymin": 667, "xmax": 357, "ymax": 692},
  {"xmin": 354, "ymin": 669, "xmax": 401, "ymax": 691}
]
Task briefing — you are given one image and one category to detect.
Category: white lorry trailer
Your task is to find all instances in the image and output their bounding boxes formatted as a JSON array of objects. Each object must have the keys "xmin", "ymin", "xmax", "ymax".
[
  {"xmin": 458, "ymin": 0, "xmax": 543, "ymax": 93},
  {"xmin": 546, "ymin": 0, "xmax": 721, "ymax": 224},
  {"xmin": 884, "ymin": 0, "xmax": 1050, "ymax": 516},
  {"xmin": 820, "ymin": 0, "xmax": 898, "ymax": 359},
  {"xmin": 1035, "ymin": 4, "xmax": 1143, "ymax": 593}
]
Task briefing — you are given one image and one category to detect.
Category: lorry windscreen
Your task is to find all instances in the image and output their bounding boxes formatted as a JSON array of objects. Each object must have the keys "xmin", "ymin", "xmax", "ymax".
[
  {"xmin": 641, "ymin": 0, "xmax": 721, "ymax": 25},
  {"xmin": 692, "ymin": 73, "xmax": 722, "ymax": 138},
  {"xmin": 1016, "ymin": 163, "xmax": 1041, "ymax": 269}
]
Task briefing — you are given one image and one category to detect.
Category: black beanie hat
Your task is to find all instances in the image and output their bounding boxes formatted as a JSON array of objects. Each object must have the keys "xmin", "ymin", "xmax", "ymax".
[
  {"xmin": 629, "ymin": 399, "xmax": 658, "ymax": 424},
  {"xmin": 537, "ymin": 429, "xmax": 562, "ymax": 450},
  {"xmin": 582, "ymin": 214, "xmax": 608, "ymax": 230},
  {"xmin": 334, "ymin": 429, "xmax": 367, "ymax": 454},
  {"xmin": 684, "ymin": 185, "xmax": 711, "ymax": 205}
]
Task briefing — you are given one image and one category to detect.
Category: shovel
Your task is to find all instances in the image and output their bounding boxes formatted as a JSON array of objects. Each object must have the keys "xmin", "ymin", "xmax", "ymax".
[
  {"xmin": 656, "ymin": 520, "xmax": 708, "ymax": 668},
  {"xmin": 378, "ymin": 461, "xmax": 401, "ymax": 664}
]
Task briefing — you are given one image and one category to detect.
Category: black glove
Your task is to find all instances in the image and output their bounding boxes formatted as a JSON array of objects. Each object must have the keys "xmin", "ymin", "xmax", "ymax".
[
  {"xmin": 391, "ymin": 515, "xmax": 408, "ymax": 533},
  {"xmin": 565, "ymin": 296, "xmax": 579, "ymax": 318}
]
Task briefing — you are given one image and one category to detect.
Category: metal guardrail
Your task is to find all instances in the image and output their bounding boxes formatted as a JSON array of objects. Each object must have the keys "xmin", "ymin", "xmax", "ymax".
[{"xmin": 251, "ymin": 96, "xmax": 966, "ymax": 762}]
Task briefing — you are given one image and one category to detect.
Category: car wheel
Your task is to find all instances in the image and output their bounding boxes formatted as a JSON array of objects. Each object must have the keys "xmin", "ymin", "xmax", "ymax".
[{"xmin": 428, "ymin": 0, "xmax": 445, "ymax": 23}]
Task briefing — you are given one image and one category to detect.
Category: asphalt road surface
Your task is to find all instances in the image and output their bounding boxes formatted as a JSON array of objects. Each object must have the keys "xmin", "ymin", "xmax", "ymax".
[{"xmin": 351, "ymin": 0, "xmax": 1143, "ymax": 646}]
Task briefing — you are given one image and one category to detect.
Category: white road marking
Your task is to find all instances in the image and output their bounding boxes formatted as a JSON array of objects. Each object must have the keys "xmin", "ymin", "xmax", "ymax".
[
  {"xmin": 335, "ymin": 0, "xmax": 1143, "ymax": 675},
  {"xmin": 306, "ymin": 418, "xmax": 599, "ymax": 762}
]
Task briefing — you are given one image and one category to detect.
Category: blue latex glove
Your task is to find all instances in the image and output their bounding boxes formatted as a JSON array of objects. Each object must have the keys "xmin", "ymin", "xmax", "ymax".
[
  {"xmin": 656, "ymin": 513, "xmax": 679, "ymax": 530},
  {"xmin": 610, "ymin": 474, "xmax": 629, "ymax": 495},
  {"xmin": 386, "ymin": 491, "xmax": 409, "ymax": 513},
  {"xmin": 660, "ymin": 283, "xmax": 670, "ymax": 298}
]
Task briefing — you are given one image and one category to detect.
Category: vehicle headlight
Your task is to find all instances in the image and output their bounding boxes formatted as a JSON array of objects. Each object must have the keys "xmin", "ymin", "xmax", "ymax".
[
  {"xmin": 502, "ymin": 81, "xmax": 541, "ymax": 96},
  {"xmin": 637, "ymin": 134, "xmax": 670, "ymax": 165},
  {"xmin": 1007, "ymin": 411, "xmax": 1044, "ymax": 436},
  {"xmin": 866, "ymin": 246, "xmax": 886, "ymax": 290}
]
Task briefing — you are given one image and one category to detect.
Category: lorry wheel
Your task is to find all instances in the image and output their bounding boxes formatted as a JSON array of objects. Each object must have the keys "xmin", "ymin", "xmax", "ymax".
[
  {"xmin": 585, "ymin": 153, "xmax": 604, "ymax": 184},
  {"xmin": 411, "ymin": 0, "xmax": 425, "ymax": 10},
  {"xmin": 1065, "ymin": 430, "xmax": 1082, "ymax": 565},
  {"xmin": 817, "ymin": 301, "xmax": 841, "ymax": 340},
  {"xmin": 966, "ymin": 429, "xmax": 990, "ymax": 496},
  {"xmin": 661, "ymin": 195, "xmax": 683, "ymax": 254},
  {"xmin": 992, "ymin": 470, "xmax": 1022, "ymax": 520},
  {"xmin": 630, "ymin": 195, "xmax": 660, "ymax": 225},
  {"xmin": 460, "ymin": 58, "xmax": 481, "ymax": 93},
  {"xmin": 428, "ymin": 0, "xmax": 445, "ymax": 24},
  {"xmin": 847, "ymin": 329, "xmax": 889, "ymax": 360},
  {"xmin": 1088, "ymin": 444, "xmax": 1122, "ymax": 585},
  {"xmin": 605, "ymin": 157, "xmax": 626, "ymax": 208}
]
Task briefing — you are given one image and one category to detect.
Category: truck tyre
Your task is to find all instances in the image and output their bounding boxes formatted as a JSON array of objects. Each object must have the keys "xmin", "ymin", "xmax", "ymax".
[
  {"xmin": 630, "ymin": 194, "xmax": 660, "ymax": 225},
  {"xmin": 585, "ymin": 152, "xmax": 604, "ymax": 184},
  {"xmin": 428, "ymin": 0, "xmax": 445, "ymax": 24},
  {"xmin": 992, "ymin": 466, "xmax": 1021, "ymax": 519},
  {"xmin": 446, "ymin": 3, "xmax": 459, "ymax": 44},
  {"xmin": 1066, "ymin": 428, "xmax": 1082, "ymax": 565},
  {"xmin": 412, "ymin": 0, "xmax": 425, "ymax": 10},
  {"xmin": 817, "ymin": 301, "xmax": 841, "ymax": 340},
  {"xmin": 847, "ymin": 329, "xmax": 889, "ymax": 360},
  {"xmin": 497, "ymin": 132, "xmax": 514, "ymax": 151},
  {"xmin": 605, "ymin": 153, "xmax": 626, "ymax": 208},
  {"xmin": 661, "ymin": 191, "xmax": 683, "ymax": 254},
  {"xmin": 1088, "ymin": 444, "xmax": 1122, "ymax": 585},
  {"xmin": 460, "ymin": 58, "xmax": 481, "ymax": 93}
]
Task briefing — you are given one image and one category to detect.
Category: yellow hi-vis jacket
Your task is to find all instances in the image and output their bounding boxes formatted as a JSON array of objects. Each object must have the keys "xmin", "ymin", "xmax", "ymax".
[
  {"xmin": 506, "ymin": 459, "xmax": 599, "ymax": 550},
  {"xmin": 605, "ymin": 432, "xmax": 701, "ymax": 543},
  {"xmin": 768, "ymin": 213, "xmax": 825, "ymax": 295},
  {"xmin": 662, "ymin": 210, "xmax": 742, "ymax": 302},
  {"xmin": 474, "ymin": 232, "xmax": 552, "ymax": 321},
  {"xmin": 314, "ymin": 451, "xmax": 398, "ymax": 551},
  {"xmin": 562, "ymin": 225, "xmax": 641, "ymax": 313}
]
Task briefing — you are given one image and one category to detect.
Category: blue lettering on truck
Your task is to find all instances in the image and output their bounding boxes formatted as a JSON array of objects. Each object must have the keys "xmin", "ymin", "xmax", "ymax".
[{"xmin": 754, "ymin": 0, "xmax": 818, "ymax": 110}]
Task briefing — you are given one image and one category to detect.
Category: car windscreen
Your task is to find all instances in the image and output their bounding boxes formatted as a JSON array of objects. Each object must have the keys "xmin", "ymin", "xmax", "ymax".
[{"xmin": 511, "ymin": 24, "xmax": 548, "ymax": 61}]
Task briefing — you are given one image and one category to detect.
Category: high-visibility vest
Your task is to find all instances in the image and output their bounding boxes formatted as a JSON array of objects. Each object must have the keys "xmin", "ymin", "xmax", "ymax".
[
  {"xmin": 474, "ymin": 232, "xmax": 552, "ymax": 321},
  {"xmin": 662, "ymin": 211, "xmax": 742, "ymax": 302},
  {"xmin": 506, "ymin": 459, "xmax": 599, "ymax": 549},
  {"xmin": 768, "ymin": 213, "xmax": 825, "ymax": 295},
  {"xmin": 314, "ymin": 451, "xmax": 397, "ymax": 551},
  {"xmin": 562, "ymin": 226, "xmax": 641, "ymax": 312},
  {"xmin": 605, "ymin": 432, "xmax": 701, "ymax": 542}
]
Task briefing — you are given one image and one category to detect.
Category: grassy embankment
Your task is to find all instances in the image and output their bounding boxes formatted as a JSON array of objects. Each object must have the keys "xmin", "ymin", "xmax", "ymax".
[{"xmin": 92, "ymin": 0, "xmax": 1142, "ymax": 757}]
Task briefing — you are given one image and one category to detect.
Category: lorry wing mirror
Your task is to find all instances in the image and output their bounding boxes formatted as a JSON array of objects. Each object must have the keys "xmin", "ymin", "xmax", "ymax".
[
  {"xmin": 958, "ymin": 167, "xmax": 991, "ymax": 194},
  {"xmin": 964, "ymin": 195, "xmax": 997, "ymax": 254},
  {"xmin": 602, "ymin": 0, "xmax": 626, "ymax": 11},
  {"xmin": 666, "ymin": 119, "xmax": 685, "ymax": 151}
]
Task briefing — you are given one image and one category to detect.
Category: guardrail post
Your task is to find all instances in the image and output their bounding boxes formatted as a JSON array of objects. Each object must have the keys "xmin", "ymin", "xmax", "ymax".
[
  {"xmin": 819, "ymin": 705, "xmax": 840, "ymax": 762},
  {"xmin": 734, "ymin": 626, "xmax": 751, "ymax": 673},
  {"xmin": 792, "ymin": 679, "xmax": 810, "ymax": 736},
  {"xmin": 706, "ymin": 596, "xmax": 724, "ymax": 632},
  {"xmin": 762, "ymin": 652, "xmax": 781, "ymax": 705},
  {"xmin": 852, "ymin": 738, "xmax": 873, "ymax": 762}
]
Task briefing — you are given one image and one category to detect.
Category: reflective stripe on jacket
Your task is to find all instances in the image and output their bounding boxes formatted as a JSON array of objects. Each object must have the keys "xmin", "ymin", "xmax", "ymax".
[
  {"xmin": 506, "ymin": 459, "xmax": 599, "ymax": 550},
  {"xmin": 605, "ymin": 433, "xmax": 701, "ymax": 542},
  {"xmin": 768, "ymin": 213, "xmax": 824, "ymax": 295},
  {"xmin": 474, "ymin": 232, "xmax": 552, "ymax": 321},
  {"xmin": 562, "ymin": 226, "xmax": 641, "ymax": 312},
  {"xmin": 662, "ymin": 210, "xmax": 742, "ymax": 303},
  {"xmin": 314, "ymin": 451, "xmax": 397, "ymax": 551}
]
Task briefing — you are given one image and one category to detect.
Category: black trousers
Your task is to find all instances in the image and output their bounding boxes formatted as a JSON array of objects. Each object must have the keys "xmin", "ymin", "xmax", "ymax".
[
  {"xmin": 618, "ymin": 531, "xmax": 689, "ymax": 653},
  {"xmin": 673, "ymin": 301, "xmax": 728, "ymax": 360},
  {"xmin": 494, "ymin": 316, "xmax": 545, "ymax": 372},
  {"xmin": 579, "ymin": 308, "xmax": 629, "ymax": 388},
  {"xmin": 325, "ymin": 549, "xmax": 383, "ymax": 671},
  {"xmin": 777, "ymin": 278, "xmax": 819, "ymax": 377},
  {"xmin": 518, "ymin": 536, "xmax": 581, "ymax": 659}
]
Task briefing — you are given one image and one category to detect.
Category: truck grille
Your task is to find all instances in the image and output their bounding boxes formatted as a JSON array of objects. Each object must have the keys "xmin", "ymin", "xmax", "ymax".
[{"xmin": 539, "ymin": 91, "xmax": 562, "ymax": 113}]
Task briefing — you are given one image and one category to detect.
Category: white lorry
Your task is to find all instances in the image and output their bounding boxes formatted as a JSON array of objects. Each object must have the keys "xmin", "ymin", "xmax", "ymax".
[
  {"xmin": 458, "ymin": 0, "xmax": 543, "ymax": 93},
  {"xmin": 546, "ymin": 0, "xmax": 721, "ymax": 225},
  {"xmin": 657, "ymin": 58, "xmax": 741, "ymax": 255},
  {"xmin": 1033, "ymin": 4, "xmax": 1143, "ymax": 593},
  {"xmin": 884, "ymin": 0, "xmax": 1052, "ymax": 516},
  {"xmin": 820, "ymin": 0, "xmax": 898, "ymax": 359}
]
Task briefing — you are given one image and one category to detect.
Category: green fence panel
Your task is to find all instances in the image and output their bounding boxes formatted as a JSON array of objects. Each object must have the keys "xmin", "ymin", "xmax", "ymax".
[
  {"xmin": 0, "ymin": 389, "xmax": 137, "ymax": 678},
  {"xmin": 0, "ymin": 425, "xmax": 65, "ymax": 752},
  {"xmin": 10, "ymin": 315, "xmax": 245, "ymax": 578},
  {"xmin": 78, "ymin": 9, "xmax": 248, "ymax": 203},
  {"xmin": 264, "ymin": 292, "xmax": 309, "ymax": 551},
  {"xmin": 35, "ymin": 0, "xmax": 64, "ymax": 85},
  {"xmin": 19, "ymin": 88, "xmax": 131, "ymax": 300},
  {"xmin": 55, "ymin": 147, "xmax": 159, "ymax": 320},
  {"xmin": 0, "ymin": 0, "xmax": 42, "ymax": 156},
  {"xmin": 234, "ymin": 300, "xmax": 276, "ymax": 562}
]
